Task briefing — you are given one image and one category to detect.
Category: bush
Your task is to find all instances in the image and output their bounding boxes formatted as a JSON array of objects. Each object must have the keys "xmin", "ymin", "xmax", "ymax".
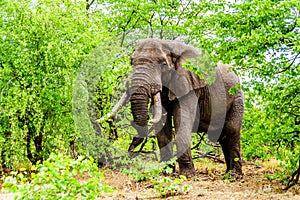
[{"xmin": 3, "ymin": 153, "xmax": 112, "ymax": 199}]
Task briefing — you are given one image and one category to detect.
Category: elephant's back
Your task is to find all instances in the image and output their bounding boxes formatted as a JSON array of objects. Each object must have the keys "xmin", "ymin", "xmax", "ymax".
[{"xmin": 217, "ymin": 63, "xmax": 240, "ymax": 88}]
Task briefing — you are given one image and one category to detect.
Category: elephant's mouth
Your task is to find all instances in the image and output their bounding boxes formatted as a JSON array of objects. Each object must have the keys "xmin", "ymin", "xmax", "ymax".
[{"xmin": 109, "ymin": 90, "xmax": 162, "ymax": 126}]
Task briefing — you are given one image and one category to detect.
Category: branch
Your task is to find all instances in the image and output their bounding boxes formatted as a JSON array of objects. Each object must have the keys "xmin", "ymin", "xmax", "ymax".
[
  {"xmin": 128, "ymin": 125, "xmax": 155, "ymax": 152},
  {"xmin": 283, "ymin": 130, "xmax": 300, "ymax": 135},
  {"xmin": 149, "ymin": 14, "xmax": 155, "ymax": 38},
  {"xmin": 278, "ymin": 52, "xmax": 300, "ymax": 73},
  {"xmin": 120, "ymin": 10, "xmax": 137, "ymax": 47},
  {"xmin": 86, "ymin": 0, "xmax": 96, "ymax": 11},
  {"xmin": 130, "ymin": 135, "xmax": 158, "ymax": 161},
  {"xmin": 286, "ymin": 111, "xmax": 300, "ymax": 118},
  {"xmin": 159, "ymin": 16, "xmax": 167, "ymax": 39},
  {"xmin": 249, "ymin": 65, "xmax": 262, "ymax": 70},
  {"xmin": 176, "ymin": 0, "xmax": 192, "ymax": 26},
  {"xmin": 283, "ymin": 160, "xmax": 300, "ymax": 190},
  {"xmin": 191, "ymin": 132, "xmax": 205, "ymax": 150}
]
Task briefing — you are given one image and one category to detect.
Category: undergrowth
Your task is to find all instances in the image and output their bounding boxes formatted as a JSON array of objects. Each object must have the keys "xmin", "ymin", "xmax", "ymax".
[
  {"xmin": 3, "ymin": 154, "xmax": 112, "ymax": 200},
  {"xmin": 121, "ymin": 158, "xmax": 192, "ymax": 197}
]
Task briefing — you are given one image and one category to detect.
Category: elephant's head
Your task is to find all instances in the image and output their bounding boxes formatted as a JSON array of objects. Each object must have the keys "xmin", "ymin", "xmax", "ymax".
[
  {"xmin": 112, "ymin": 39, "xmax": 205, "ymax": 136},
  {"xmin": 128, "ymin": 39, "xmax": 207, "ymax": 135}
]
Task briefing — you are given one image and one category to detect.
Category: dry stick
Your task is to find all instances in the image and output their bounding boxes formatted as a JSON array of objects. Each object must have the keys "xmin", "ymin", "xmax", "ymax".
[
  {"xmin": 191, "ymin": 132, "xmax": 224, "ymax": 163},
  {"xmin": 193, "ymin": 151, "xmax": 225, "ymax": 164},
  {"xmin": 138, "ymin": 139, "xmax": 158, "ymax": 160}
]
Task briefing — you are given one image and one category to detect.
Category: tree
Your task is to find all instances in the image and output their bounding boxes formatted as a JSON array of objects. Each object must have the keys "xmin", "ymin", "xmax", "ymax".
[
  {"xmin": 0, "ymin": 0, "xmax": 107, "ymax": 167},
  {"xmin": 98, "ymin": 0, "xmax": 196, "ymax": 46}
]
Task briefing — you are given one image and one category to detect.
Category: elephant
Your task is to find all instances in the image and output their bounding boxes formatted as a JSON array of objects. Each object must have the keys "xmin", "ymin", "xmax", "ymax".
[{"xmin": 108, "ymin": 38, "xmax": 244, "ymax": 178}]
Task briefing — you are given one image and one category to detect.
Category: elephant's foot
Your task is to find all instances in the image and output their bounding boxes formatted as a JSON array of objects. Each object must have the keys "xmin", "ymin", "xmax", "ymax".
[
  {"xmin": 178, "ymin": 162, "xmax": 196, "ymax": 178},
  {"xmin": 229, "ymin": 159, "xmax": 243, "ymax": 180}
]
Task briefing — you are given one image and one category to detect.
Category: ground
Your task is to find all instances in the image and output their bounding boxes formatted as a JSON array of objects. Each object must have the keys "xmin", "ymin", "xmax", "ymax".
[
  {"xmin": 1, "ymin": 159, "xmax": 299, "ymax": 199},
  {"xmin": 103, "ymin": 159, "xmax": 299, "ymax": 199}
]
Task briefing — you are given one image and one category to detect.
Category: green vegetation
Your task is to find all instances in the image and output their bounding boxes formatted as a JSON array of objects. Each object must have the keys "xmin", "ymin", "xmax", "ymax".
[
  {"xmin": 3, "ymin": 154, "xmax": 112, "ymax": 199},
  {"xmin": 121, "ymin": 158, "xmax": 192, "ymax": 197},
  {"xmin": 0, "ymin": 0, "xmax": 299, "ymax": 197}
]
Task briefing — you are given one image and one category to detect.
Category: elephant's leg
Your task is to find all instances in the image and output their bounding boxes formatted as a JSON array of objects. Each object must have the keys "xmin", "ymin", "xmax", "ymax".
[
  {"xmin": 173, "ymin": 93, "xmax": 198, "ymax": 177},
  {"xmin": 219, "ymin": 137, "xmax": 230, "ymax": 172},
  {"xmin": 219, "ymin": 94, "xmax": 244, "ymax": 179},
  {"xmin": 219, "ymin": 133, "xmax": 242, "ymax": 179},
  {"xmin": 219, "ymin": 134, "xmax": 242, "ymax": 172},
  {"xmin": 156, "ymin": 114, "xmax": 173, "ymax": 162},
  {"xmin": 156, "ymin": 114, "xmax": 175, "ymax": 173}
]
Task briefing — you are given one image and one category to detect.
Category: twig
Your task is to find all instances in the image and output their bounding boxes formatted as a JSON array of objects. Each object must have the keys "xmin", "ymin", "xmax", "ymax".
[{"xmin": 193, "ymin": 150, "xmax": 225, "ymax": 164}]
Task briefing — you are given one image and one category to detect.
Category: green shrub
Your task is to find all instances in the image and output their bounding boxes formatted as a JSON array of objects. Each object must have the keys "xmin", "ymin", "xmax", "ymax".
[{"xmin": 3, "ymin": 153, "xmax": 112, "ymax": 199}]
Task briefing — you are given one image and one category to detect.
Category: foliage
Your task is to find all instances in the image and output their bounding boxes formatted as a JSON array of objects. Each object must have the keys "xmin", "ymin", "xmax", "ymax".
[
  {"xmin": 0, "ymin": 0, "xmax": 106, "ymax": 168},
  {"xmin": 98, "ymin": 0, "xmax": 197, "ymax": 45},
  {"xmin": 242, "ymin": 82, "xmax": 300, "ymax": 180},
  {"xmin": 121, "ymin": 158, "xmax": 192, "ymax": 197},
  {"xmin": 153, "ymin": 175, "xmax": 192, "ymax": 198},
  {"xmin": 3, "ymin": 153, "xmax": 112, "ymax": 199},
  {"xmin": 94, "ymin": 50, "xmax": 132, "ymax": 139},
  {"xmin": 72, "ymin": 41, "xmax": 136, "ymax": 167}
]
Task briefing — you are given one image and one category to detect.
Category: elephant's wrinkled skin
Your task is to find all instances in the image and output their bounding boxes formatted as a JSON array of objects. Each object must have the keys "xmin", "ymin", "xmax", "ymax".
[{"xmin": 110, "ymin": 39, "xmax": 244, "ymax": 178}]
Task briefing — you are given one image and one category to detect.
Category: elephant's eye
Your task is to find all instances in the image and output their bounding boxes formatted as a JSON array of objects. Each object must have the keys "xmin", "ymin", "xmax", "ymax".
[{"xmin": 161, "ymin": 62, "xmax": 167, "ymax": 67}]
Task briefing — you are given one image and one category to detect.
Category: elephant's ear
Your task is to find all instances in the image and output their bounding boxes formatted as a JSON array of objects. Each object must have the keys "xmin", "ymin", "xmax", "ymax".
[
  {"xmin": 165, "ymin": 41, "xmax": 204, "ymax": 100},
  {"xmin": 162, "ymin": 40, "xmax": 200, "ymax": 70},
  {"xmin": 168, "ymin": 68, "xmax": 206, "ymax": 101}
]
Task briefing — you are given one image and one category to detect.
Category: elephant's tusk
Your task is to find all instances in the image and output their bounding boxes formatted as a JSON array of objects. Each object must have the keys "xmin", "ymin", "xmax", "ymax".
[
  {"xmin": 150, "ymin": 92, "xmax": 162, "ymax": 124},
  {"xmin": 108, "ymin": 92, "xmax": 129, "ymax": 118}
]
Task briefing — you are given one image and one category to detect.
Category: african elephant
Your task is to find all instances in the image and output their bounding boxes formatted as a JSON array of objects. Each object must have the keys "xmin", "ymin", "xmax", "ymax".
[{"xmin": 108, "ymin": 38, "xmax": 244, "ymax": 178}]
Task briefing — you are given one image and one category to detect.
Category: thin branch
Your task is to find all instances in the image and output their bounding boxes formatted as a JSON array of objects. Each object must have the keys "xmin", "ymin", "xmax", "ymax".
[
  {"xmin": 191, "ymin": 132, "xmax": 205, "ymax": 150},
  {"xmin": 278, "ymin": 52, "xmax": 300, "ymax": 73},
  {"xmin": 120, "ymin": 10, "xmax": 137, "ymax": 47},
  {"xmin": 149, "ymin": 12, "xmax": 155, "ymax": 38},
  {"xmin": 193, "ymin": 151, "xmax": 225, "ymax": 164},
  {"xmin": 176, "ymin": 0, "xmax": 192, "ymax": 26},
  {"xmin": 159, "ymin": 16, "xmax": 167, "ymax": 39},
  {"xmin": 86, "ymin": 0, "xmax": 96, "ymax": 11}
]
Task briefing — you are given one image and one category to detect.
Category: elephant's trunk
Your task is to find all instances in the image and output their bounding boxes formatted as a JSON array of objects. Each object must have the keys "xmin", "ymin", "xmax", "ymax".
[
  {"xmin": 129, "ymin": 64, "xmax": 162, "ymax": 137},
  {"xmin": 130, "ymin": 90, "xmax": 149, "ymax": 128}
]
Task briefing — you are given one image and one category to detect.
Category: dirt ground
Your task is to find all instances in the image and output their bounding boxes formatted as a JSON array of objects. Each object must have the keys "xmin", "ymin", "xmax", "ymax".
[
  {"xmin": 103, "ymin": 160, "xmax": 300, "ymax": 200},
  {"xmin": 1, "ymin": 159, "xmax": 299, "ymax": 199}
]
